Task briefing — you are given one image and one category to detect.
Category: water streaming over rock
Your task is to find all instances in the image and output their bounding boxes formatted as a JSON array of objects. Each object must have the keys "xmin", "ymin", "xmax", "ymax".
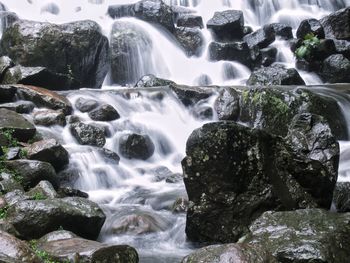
[{"xmin": 1, "ymin": 0, "xmax": 350, "ymax": 262}]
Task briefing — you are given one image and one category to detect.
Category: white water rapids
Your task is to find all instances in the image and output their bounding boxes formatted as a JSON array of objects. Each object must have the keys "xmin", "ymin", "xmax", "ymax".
[{"xmin": 1, "ymin": 0, "xmax": 350, "ymax": 262}]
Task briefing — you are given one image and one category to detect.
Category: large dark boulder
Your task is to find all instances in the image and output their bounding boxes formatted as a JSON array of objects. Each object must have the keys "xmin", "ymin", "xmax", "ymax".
[
  {"xmin": 177, "ymin": 14, "xmax": 203, "ymax": 29},
  {"xmin": 0, "ymin": 85, "xmax": 16, "ymax": 103},
  {"xmin": 182, "ymin": 121, "xmax": 338, "ymax": 243},
  {"xmin": 174, "ymin": 27, "xmax": 204, "ymax": 57},
  {"xmin": 247, "ymin": 64, "xmax": 305, "ymax": 85},
  {"xmin": 333, "ymin": 39, "xmax": 350, "ymax": 59},
  {"xmin": 209, "ymin": 41, "xmax": 252, "ymax": 68},
  {"xmin": 26, "ymin": 139, "xmax": 69, "ymax": 171},
  {"xmin": 108, "ymin": 0, "xmax": 175, "ymax": 32},
  {"xmin": 88, "ymin": 104, "xmax": 120, "ymax": 122},
  {"xmin": 182, "ymin": 243, "xmax": 277, "ymax": 263},
  {"xmin": 206, "ymin": 10, "xmax": 244, "ymax": 41},
  {"xmin": 320, "ymin": 54, "xmax": 350, "ymax": 83},
  {"xmin": 0, "ymin": 108, "xmax": 36, "ymax": 141},
  {"xmin": 70, "ymin": 122, "xmax": 106, "ymax": 147},
  {"xmin": 0, "ymin": 19, "xmax": 109, "ymax": 89},
  {"xmin": 269, "ymin": 23, "xmax": 293, "ymax": 40},
  {"xmin": 119, "ymin": 133, "xmax": 155, "ymax": 160},
  {"xmin": 7, "ymin": 197, "xmax": 106, "ymax": 240},
  {"xmin": 243, "ymin": 25, "xmax": 275, "ymax": 49},
  {"xmin": 296, "ymin": 18, "xmax": 325, "ymax": 39},
  {"xmin": 0, "ymin": 231, "xmax": 41, "ymax": 263},
  {"xmin": 246, "ymin": 209, "xmax": 350, "ymax": 263},
  {"xmin": 320, "ymin": 7, "xmax": 350, "ymax": 40}
]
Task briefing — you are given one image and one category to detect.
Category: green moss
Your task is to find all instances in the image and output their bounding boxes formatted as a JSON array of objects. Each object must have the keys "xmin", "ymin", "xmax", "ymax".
[
  {"xmin": 32, "ymin": 192, "xmax": 47, "ymax": 201},
  {"xmin": 29, "ymin": 240, "xmax": 62, "ymax": 263},
  {"xmin": 0, "ymin": 205, "xmax": 8, "ymax": 219},
  {"xmin": 242, "ymin": 90, "xmax": 250, "ymax": 104}
]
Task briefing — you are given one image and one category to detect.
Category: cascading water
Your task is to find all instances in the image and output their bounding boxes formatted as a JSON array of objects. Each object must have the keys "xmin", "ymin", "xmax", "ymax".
[{"xmin": 1, "ymin": 0, "xmax": 350, "ymax": 262}]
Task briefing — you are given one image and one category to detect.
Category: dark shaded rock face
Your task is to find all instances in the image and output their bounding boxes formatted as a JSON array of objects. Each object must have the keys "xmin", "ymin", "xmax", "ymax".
[
  {"xmin": 333, "ymin": 39, "xmax": 350, "ymax": 59},
  {"xmin": 70, "ymin": 122, "xmax": 106, "ymax": 147},
  {"xmin": 0, "ymin": 231, "xmax": 41, "ymax": 263},
  {"xmin": 320, "ymin": 7, "xmax": 350, "ymax": 40},
  {"xmin": 333, "ymin": 182, "xmax": 350, "ymax": 212},
  {"xmin": 296, "ymin": 18, "xmax": 325, "ymax": 39},
  {"xmin": 320, "ymin": 54, "xmax": 350, "ymax": 83},
  {"xmin": 0, "ymin": 56, "xmax": 14, "ymax": 81},
  {"xmin": 0, "ymin": 85, "xmax": 16, "ymax": 103},
  {"xmin": 0, "ymin": 19, "xmax": 109, "ymax": 89},
  {"xmin": 174, "ymin": 27, "xmax": 204, "ymax": 57},
  {"xmin": 247, "ymin": 209, "xmax": 350, "ymax": 263},
  {"xmin": 243, "ymin": 25, "xmax": 275, "ymax": 49},
  {"xmin": 207, "ymin": 10, "xmax": 244, "ymax": 41},
  {"xmin": 0, "ymin": 108, "xmax": 36, "ymax": 141},
  {"xmin": 0, "ymin": 100, "xmax": 35, "ymax": 114},
  {"xmin": 182, "ymin": 121, "xmax": 338, "ymax": 243},
  {"xmin": 177, "ymin": 14, "xmax": 203, "ymax": 29},
  {"xmin": 108, "ymin": 0, "xmax": 175, "ymax": 32},
  {"xmin": 269, "ymin": 23, "xmax": 293, "ymax": 40},
  {"xmin": 7, "ymin": 197, "xmax": 106, "ymax": 240},
  {"xmin": 88, "ymin": 104, "xmax": 120, "ymax": 122},
  {"xmin": 182, "ymin": 243, "xmax": 277, "ymax": 263},
  {"xmin": 247, "ymin": 64, "xmax": 305, "ymax": 86},
  {"xmin": 119, "ymin": 133, "xmax": 155, "ymax": 160}
]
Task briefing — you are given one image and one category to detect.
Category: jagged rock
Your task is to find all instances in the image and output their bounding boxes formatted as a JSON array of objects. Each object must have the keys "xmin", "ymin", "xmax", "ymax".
[
  {"xmin": 15, "ymin": 85, "xmax": 72, "ymax": 115},
  {"xmin": 135, "ymin": 74, "xmax": 175, "ymax": 87},
  {"xmin": 260, "ymin": 47, "xmax": 277, "ymax": 66},
  {"xmin": 247, "ymin": 64, "xmax": 305, "ymax": 85},
  {"xmin": 33, "ymin": 109, "xmax": 66, "ymax": 126},
  {"xmin": 269, "ymin": 23, "xmax": 293, "ymax": 40},
  {"xmin": 177, "ymin": 14, "xmax": 203, "ymax": 28},
  {"xmin": 26, "ymin": 139, "xmax": 69, "ymax": 171},
  {"xmin": 214, "ymin": 88, "xmax": 240, "ymax": 121},
  {"xmin": 88, "ymin": 104, "xmax": 120, "ymax": 122},
  {"xmin": 27, "ymin": 180, "xmax": 58, "ymax": 199},
  {"xmin": 0, "ymin": 101, "xmax": 35, "ymax": 114},
  {"xmin": 243, "ymin": 25, "xmax": 275, "ymax": 49},
  {"xmin": 107, "ymin": 0, "xmax": 175, "ymax": 32},
  {"xmin": 70, "ymin": 122, "xmax": 106, "ymax": 147},
  {"xmin": 75, "ymin": 97, "xmax": 99, "ymax": 113},
  {"xmin": 0, "ymin": 56, "xmax": 14, "ymax": 81},
  {"xmin": 4, "ymin": 160, "xmax": 58, "ymax": 190},
  {"xmin": 333, "ymin": 182, "xmax": 350, "ymax": 212},
  {"xmin": 0, "ymin": 231, "xmax": 41, "ymax": 263},
  {"xmin": 174, "ymin": 27, "xmax": 204, "ymax": 57},
  {"xmin": 182, "ymin": 120, "xmax": 338, "ymax": 243},
  {"xmin": 296, "ymin": 18, "xmax": 325, "ymax": 39},
  {"xmin": 169, "ymin": 83, "xmax": 213, "ymax": 106},
  {"xmin": 207, "ymin": 10, "xmax": 244, "ymax": 41},
  {"xmin": 0, "ymin": 85, "xmax": 16, "ymax": 103},
  {"xmin": 0, "ymin": 19, "xmax": 109, "ymax": 89},
  {"xmin": 119, "ymin": 133, "xmax": 155, "ymax": 160},
  {"xmin": 209, "ymin": 41, "xmax": 252, "ymax": 68},
  {"xmin": 320, "ymin": 54, "xmax": 350, "ymax": 83},
  {"xmin": 320, "ymin": 7, "xmax": 350, "ymax": 40},
  {"xmin": 7, "ymin": 197, "xmax": 106, "ymax": 240},
  {"xmin": 0, "ymin": 108, "xmax": 36, "ymax": 141},
  {"xmin": 182, "ymin": 243, "xmax": 277, "ymax": 263},
  {"xmin": 246, "ymin": 209, "xmax": 350, "ymax": 263},
  {"xmin": 57, "ymin": 187, "xmax": 89, "ymax": 199}
]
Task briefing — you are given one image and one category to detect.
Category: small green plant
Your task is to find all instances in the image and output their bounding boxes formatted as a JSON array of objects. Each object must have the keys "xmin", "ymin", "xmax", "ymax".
[
  {"xmin": 0, "ymin": 205, "xmax": 8, "ymax": 219},
  {"xmin": 19, "ymin": 148, "xmax": 28, "ymax": 159},
  {"xmin": 1, "ymin": 129, "xmax": 19, "ymax": 147},
  {"xmin": 32, "ymin": 192, "xmax": 47, "ymax": 201},
  {"xmin": 30, "ymin": 240, "xmax": 60, "ymax": 263},
  {"xmin": 295, "ymin": 33, "xmax": 320, "ymax": 60}
]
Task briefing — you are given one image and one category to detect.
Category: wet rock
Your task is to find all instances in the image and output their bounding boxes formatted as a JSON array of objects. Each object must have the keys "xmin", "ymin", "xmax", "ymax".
[
  {"xmin": 96, "ymin": 148, "xmax": 120, "ymax": 165},
  {"xmin": 26, "ymin": 139, "xmax": 69, "ymax": 171},
  {"xmin": 88, "ymin": 104, "xmax": 120, "ymax": 122},
  {"xmin": 247, "ymin": 209, "xmax": 350, "ymax": 263},
  {"xmin": 320, "ymin": 54, "xmax": 350, "ymax": 83},
  {"xmin": 260, "ymin": 47, "xmax": 277, "ymax": 67},
  {"xmin": 177, "ymin": 14, "xmax": 203, "ymax": 29},
  {"xmin": 0, "ymin": 20, "xmax": 109, "ymax": 89},
  {"xmin": 169, "ymin": 83, "xmax": 213, "ymax": 106},
  {"xmin": 207, "ymin": 10, "xmax": 244, "ymax": 41},
  {"xmin": 0, "ymin": 100, "xmax": 35, "ymax": 114},
  {"xmin": 269, "ymin": 23, "xmax": 293, "ymax": 40},
  {"xmin": 209, "ymin": 41, "xmax": 252, "ymax": 68},
  {"xmin": 38, "ymin": 230, "xmax": 77, "ymax": 243},
  {"xmin": 70, "ymin": 122, "xmax": 106, "ymax": 147},
  {"xmin": 247, "ymin": 64, "xmax": 305, "ymax": 86},
  {"xmin": 38, "ymin": 236, "xmax": 138, "ymax": 263},
  {"xmin": 108, "ymin": 0, "xmax": 175, "ymax": 32},
  {"xmin": 27, "ymin": 180, "xmax": 58, "ymax": 199},
  {"xmin": 15, "ymin": 85, "xmax": 72, "ymax": 115},
  {"xmin": 333, "ymin": 182, "xmax": 350, "ymax": 212},
  {"xmin": 2, "ymin": 65, "xmax": 73, "ymax": 90},
  {"xmin": 333, "ymin": 39, "xmax": 350, "ymax": 59},
  {"xmin": 0, "ymin": 178, "xmax": 23, "ymax": 194},
  {"xmin": 0, "ymin": 231, "xmax": 41, "ymax": 263},
  {"xmin": 33, "ymin": 109, "xmax": 66, "ymax": 126},
  {"xmin": 214, "ymin": 88, "xmax": 240, "ymax": 121},
  {"xmin": 57, "ymin": 167, "xmax": 80, "ymax": 187},
  {"xmin": 296, "ymin": 18, "xmax": 325, "ymax": 39},
  {"xmin": 0, "ymin": 108, "xmax": 36, "ymax": 142},
  {"xmin": 174, "ymin": 27, "xmax": 204, "ymax": 57},
  {"xmin": 191, "ymin": 104, "xmax": 213, "ymax": 120},
  {"xmin": 243, "ymin": 25, "xmax": 275, "ymax": 49},
  {"xmin": 0, "ymin": 56, "xmax": 14, "ymax": 81},
  {"xmin": 172, "ymin": 197, "xmax": 188, "ymax": 213},
  {"xmin": 3, "ymin": 189, "xmax": 28, "ymax": 206},
  {"xmin": 4, "ymin": 160, "xmax": 58, "ymax": 190},
  {"xmin": 75, "ymin": 97, "xmax": 99, "ymax": 113},
  {"xmin": 7, "ymin": 197, "xmax": 106, "ymax": 240},
  {"xmin": 0, "ymin": 85, "xmax": 16, "ymax": 103},
  {"xmin": 3, "ymin": 147, "xmax": 21, "ymax": 160},
  {"xmin": 0, "ymin": 11, "xmax": 19, "ymax": 34},
  {"xmin": 57, "ymin": 187, "xmax": 89, "ymax": 199},
  {"xmin": 119, "ymin": 133, "xmax": 155, "ymax": 160},
  {"xmin": 320, "ymin": 7, "xmax": 350, "ymax": 40},
  {"xmin": 135, "ymin": 74, "xmax": 175, "ymax": 87},
  {"xmin": 182, "ymin": 121, "xmax": 338, "ymax": 243},
  {"xmin": 182, "ymin": 243, "xmax": 277, "ymax": 263}
]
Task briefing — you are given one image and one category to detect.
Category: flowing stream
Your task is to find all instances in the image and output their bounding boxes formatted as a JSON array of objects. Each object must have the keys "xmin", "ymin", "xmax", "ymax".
[{"xmin": 1, "ymin": 0, "xmax": 350, "ymax": 262}]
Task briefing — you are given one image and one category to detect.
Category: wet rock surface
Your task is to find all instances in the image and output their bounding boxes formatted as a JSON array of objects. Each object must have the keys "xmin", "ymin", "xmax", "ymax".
[
  {"xmin": 70, "ymin": 122, "xmax": 106, "ymax": 147},
  {"xmin": 119, "ymin": 133, "xmax": 155, "ymax": 160}
]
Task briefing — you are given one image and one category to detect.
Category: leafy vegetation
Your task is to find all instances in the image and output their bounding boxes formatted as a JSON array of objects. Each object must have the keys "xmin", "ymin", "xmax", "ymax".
[
  {"xmin": 29, "ymin": 240, "xmax": 62, "ymax": 263},
  {"xmin": 295, "ymin": 33, "xmax": 320, "ymax": 60},
  {"xmin": 0, "ymin": 205, "xmax": 8, "ymax": 219},
  {"xmin": 1, "ymin": 129, "xmax": 19, "ymax": 147},
  {"xmin": 32, "ymin": 192, "xmax": 47, "ymax": 200}
]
